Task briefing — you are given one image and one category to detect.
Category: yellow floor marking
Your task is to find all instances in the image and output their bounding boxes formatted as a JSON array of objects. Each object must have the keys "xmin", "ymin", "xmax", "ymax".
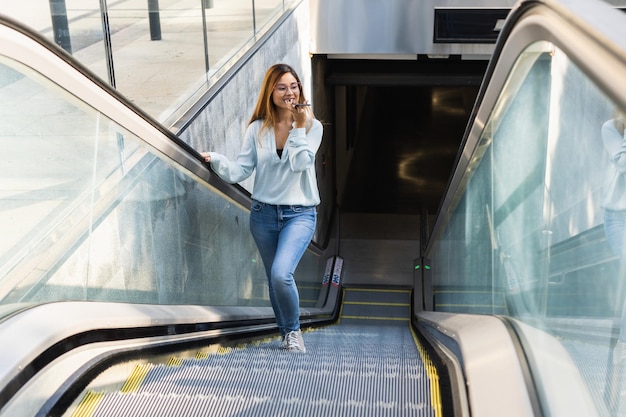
[
  {"xmin": 120, "ymin": 364, "xmax": 150, "ymax": 393},
  {"xmin": 410, "ymin": 326, "xmax": 443, "ymax": 417},
  {"xmin": 71, "ymin": 391, "xmax": 104, "ymax": 417}
]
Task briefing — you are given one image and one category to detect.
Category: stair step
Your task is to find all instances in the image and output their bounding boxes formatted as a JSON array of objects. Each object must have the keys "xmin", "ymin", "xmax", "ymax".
[
  {"xmin": 71, "ymin": 324, "xmax": 436, "ymax": 417},
  {"xmin": 340, "ymin": 287, "xmax": 411, "ymax": 324}
]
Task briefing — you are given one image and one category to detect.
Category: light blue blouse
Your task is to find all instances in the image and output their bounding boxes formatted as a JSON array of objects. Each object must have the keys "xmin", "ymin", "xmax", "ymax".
[{"xmin": 208, "ymin": 118, "xmax": 323, "ymax": 206}]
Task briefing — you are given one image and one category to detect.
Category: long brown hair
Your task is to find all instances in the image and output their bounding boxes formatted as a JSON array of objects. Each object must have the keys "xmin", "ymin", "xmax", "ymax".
[{"xmin": 248, "ymin": 64, "xmax": 309, "ymax": 134}]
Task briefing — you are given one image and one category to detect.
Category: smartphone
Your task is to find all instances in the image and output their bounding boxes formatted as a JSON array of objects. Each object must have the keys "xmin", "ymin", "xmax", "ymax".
[{"xmin": 294, "ymin": 103, "xmax": 311, "ymax": 108}]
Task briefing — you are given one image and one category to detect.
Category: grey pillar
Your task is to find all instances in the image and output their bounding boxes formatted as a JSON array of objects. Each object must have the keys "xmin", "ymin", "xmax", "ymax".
[
  {"xmin": 148, "ymin": 0, "xmax": 162, "ymax": 40},
  {"xmin": 49, "ymin": 0, "xmax": 72, "ymax": 53}
]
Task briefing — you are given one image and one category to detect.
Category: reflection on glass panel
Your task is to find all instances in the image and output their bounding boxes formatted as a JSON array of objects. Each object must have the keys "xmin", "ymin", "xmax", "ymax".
[
  {"xmin": 429, "ymin": 41, "xmax": 626, "ymax": 416},
  {"xmin": 28, "ymin": 156, "xmax": 269, "ymax": 306},
  {"xmin": 0, "ymin": 58, "xmax": 140, "ymax": 296},
  {"xmin": 0, "ymin": 48, "xmax": 324, "ymax": 319}
]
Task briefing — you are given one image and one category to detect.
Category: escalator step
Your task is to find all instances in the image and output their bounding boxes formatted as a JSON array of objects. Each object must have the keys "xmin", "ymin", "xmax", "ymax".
[
  {"xmin": 119, "ymin": 364, "xmax": 151, "ymax": 393},
  {"xmin": 76, "ymin": 324, "xmax": 437, "ymax": 417},
  {"xmin": 340, "ymin": 288, "xmax": 411, "ymax": 324},
  {"xmin": 70, "ymin": 391, "xmax": 104, "ymax": 417}
]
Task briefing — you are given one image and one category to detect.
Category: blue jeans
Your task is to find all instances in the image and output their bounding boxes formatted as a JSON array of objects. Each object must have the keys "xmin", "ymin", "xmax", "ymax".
[
  {"xmin": 249, "ymin": 200, "xmax": 316, "ymax": 336},
  {"xmin": 605, "ymin": 209, "xmax": 626, "ymax": 258}
]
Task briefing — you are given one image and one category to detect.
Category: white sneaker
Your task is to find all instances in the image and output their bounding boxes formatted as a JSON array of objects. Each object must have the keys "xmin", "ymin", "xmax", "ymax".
[{"xmin": 285, "ymin": 330, "xmax": 306, "ymax": 353}]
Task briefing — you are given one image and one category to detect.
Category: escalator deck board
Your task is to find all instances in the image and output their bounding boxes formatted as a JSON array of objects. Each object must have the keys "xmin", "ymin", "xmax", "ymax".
[{"xmin": 83, "ymin": 323, "xmax": 437, "ymax": 417}]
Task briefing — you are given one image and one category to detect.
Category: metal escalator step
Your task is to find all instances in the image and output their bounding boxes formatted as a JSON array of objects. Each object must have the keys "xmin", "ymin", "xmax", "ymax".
[
  {"xmin": 340, "ymin": 302, "xmax": 410, "ymax": 321},
  {"xmin": 91, "ymin": 391, "xmax": 432, "ymax": 417},
  {"xmin": 340, "ymin": 288, "xmax": 412, "ymax": 322},
  {"xmin": 119, "ymin": 364, "xmax": 151, "ymax": 393},
  {"xmin": 342, "ymin": 288, "xmax": 411, "ymax": 304},
  {"xmin": 81, "ymin": 324, "xmax": 438, "ymax": 417},
  {"xmin": 70, "ymin": 391, "xmax": 104, "ymax": 417}
]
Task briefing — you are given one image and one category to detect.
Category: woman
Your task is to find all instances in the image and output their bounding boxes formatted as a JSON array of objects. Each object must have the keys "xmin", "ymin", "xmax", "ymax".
[
  {"xmin": 602, "ymin": 112, "xmax": 626, "ymax": 258},
  {"xmin": 602, "ymin": 112, "xmax": 626, "ymax": 352},
  {"xmin": 200, "ymin": 64, "xmax": 323, "ymax": 352}
]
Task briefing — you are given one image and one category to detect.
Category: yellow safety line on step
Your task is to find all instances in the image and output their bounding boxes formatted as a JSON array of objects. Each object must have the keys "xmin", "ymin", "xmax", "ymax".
[
  {"xmin": 340, "ymin": 315, "xmax": 409, "ymax": 321},
  {"xmin": 120, "ymin": 364, "xmax": 150, "ymax": 393},
  {"xmin": 217, "ymin": 346, "xmax": 232, "ymax": 354},
  {"xmin": 71, "ymin": 391, "xmax": 104, "ymax": 417},
  {"xmin": 196, "ymin": 351, "xmax": 210, "ymax": 360},
  {"xmin": 343, "ymin": 301, "xmax": 410, "ymax": 307},
  {"xmin": 167, "ymin": 356, "xmax": 183, "ymax": 366},
  {"xmin": 410, "ymin": 326, "xmax": 443, "ymax": 417}
]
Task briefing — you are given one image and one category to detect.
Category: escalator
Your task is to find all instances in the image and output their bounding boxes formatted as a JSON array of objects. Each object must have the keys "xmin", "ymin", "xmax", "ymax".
[
  {"xmin": 62, "ymin": 288, "xmax": 441, "ymax": 417},
  {"xmin": 2, "ymin": 0, "xmax": 626, "ymax": 416}
]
